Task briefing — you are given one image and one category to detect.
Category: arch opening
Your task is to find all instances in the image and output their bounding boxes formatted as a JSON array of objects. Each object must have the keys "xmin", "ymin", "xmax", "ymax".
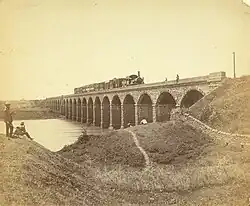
[
  {"xmin": 156, "ymin": 92, "xmax": 176, "ymax": 122},
  {"xmin": 112, "ymin": 95, "xmax": 121, "ymax": 129},
  {"xmin": 181, "ymin": 90, "xmax": 204, "ymax": 108},
  {"xmin": 77, "ymin": 98, "xmax": 81, "ymax": 122},
  {"xmin": 123, "ymin": 94, "xmax": 135, "ymax": 128},
  {"xmin": 73, "ymin": 99, "xmax": 77, "ymax": 120},
  {"xmin": 69, "ymin": 99, "xmax": 72, "ymax": 119},
  {"xmin": 137, "ymin": 93, "xmax": 153, "ymax": 123},
  {"xmin": 59, "ymin": 100, "xmax": 62, "ymax": 113},
  {"xmin": 62, "ymin": 100, "xmax": 66, "ymax": 115},
  {"xmin": 87, "ymin": 98, "xmax": 93, "ymax": 124},
  {"xmin": 82, "ymin": 98, "xmax": 87, "ymax": 123},
  {"xmin": 95, "ymin": 97, "xmax": 101, "ymax": 127},
  {"xmin": 102, "ymin": 96, "xmax": 110, "ymax": 129},
  {"xmin": 65, "ymin": 100, "xmax": 68, "ymax": 118}
]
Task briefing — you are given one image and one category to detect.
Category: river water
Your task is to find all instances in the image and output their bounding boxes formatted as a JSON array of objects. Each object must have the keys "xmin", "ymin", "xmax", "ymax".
[{"xmin": 0, "ymin": 119, "xmax": 110, "ymax": 152}]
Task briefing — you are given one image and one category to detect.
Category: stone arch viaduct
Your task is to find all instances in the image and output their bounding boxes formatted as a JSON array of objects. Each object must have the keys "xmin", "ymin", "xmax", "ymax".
[{"xmin": 44, "ymin": 72, "xmax": 226, "ymax": 129}]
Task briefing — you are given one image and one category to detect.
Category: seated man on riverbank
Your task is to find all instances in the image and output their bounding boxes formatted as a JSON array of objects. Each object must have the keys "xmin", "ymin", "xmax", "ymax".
[
  {"xmin": 140, "ymin": 118, "xmax": 148, "ymax": 125},
  {"xmin": 127, "ymin": 122, "xmax": 133, "ymax": 127},
  {"xmin": 13, "ymin": 122, "xmax": 33, "ymax": 140}
]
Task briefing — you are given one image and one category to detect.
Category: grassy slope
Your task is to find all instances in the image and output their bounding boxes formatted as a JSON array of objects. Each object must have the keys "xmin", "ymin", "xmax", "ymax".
[
  {"xmin": 0, "ymin": 135, "xmax": 119, "ymax": 206},
  {"xmin": 59, "ymin": 121, "xmax": 212, "ymax": 167},
  {"xmin": 130, "ymin": 120, "xmax": 213, "ymax": 165},
  {"xmin": 189, "ymin": 76, "xmax": 250, "ymax": 134},
  {"xmin": 59, "ymin": 121, "xmax": 250, "ymax": 205},
  {"xmin": 59, "ymin": 130, "xmax": 145, "ymax": 167},
  {"xmin": 1, "ymin": 120, "xmax": 250, "ymax": 205}
]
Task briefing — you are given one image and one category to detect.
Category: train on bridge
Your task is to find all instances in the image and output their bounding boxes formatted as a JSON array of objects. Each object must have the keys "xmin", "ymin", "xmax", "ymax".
[{"xmin": 74, "ymin": 71, "xmax": 144, "ymax": 94}]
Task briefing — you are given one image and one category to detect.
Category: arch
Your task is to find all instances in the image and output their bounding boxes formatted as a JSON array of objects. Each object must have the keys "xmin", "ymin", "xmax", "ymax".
[
  {"xmin": 87, "ymin": 97, "xmax": 93, "ymax": 124},
  {"xmin": 82, "ymin": 98, "xmax": 87, "ymax": 123},
  {"xmin": 123, "ymin": 94, "xmax": 135, "ymax": 128},
  {"xmin": 73, "ymin": 99, "xmax": 77, "ymax": 120},
  {"xmin": 137, "ymin": 93, "xmax": 153, "ymax": 123},
  {"xmin": 94, "ymin": 97, "xmax": 101, "ymax": 127},
  {"xmin": 180, "ymin": 89, "xmax": 204, "ymax": 108},
  {"xmin": 69, "ymin": 99, "xmax": 73, "ymax": 119},
  {"xmin": 62, "ymin": 100, "xmax": 66, "ymax": 115},
  {"xmin": 77, "ymin": 98, "xmax": 81, "ymax": 122},
  {"xmin": 156, "ymin": 92, "xmax": 176, "ymax": 122},
  {"xmin": 102, "ymin": 96, "xmax": 110, "ymax": 129},
  {"xmin": 112, "ymin": 95, "xmax": 121, "ymax": 129},
  {"xmin": 65, "ymin": 99, "xmax": 69, "ymax": 118},
  {"xmin": 59, "ymin": 100, "xmax": 61, "ymax": 113}
]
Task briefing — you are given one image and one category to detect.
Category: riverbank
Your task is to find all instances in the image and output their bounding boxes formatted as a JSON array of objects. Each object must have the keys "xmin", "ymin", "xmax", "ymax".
[
  {"xmin": 59, "ymin": 121, "xmax": 250, "ymax": 205},
  {"xmin": 1, "ymin": 118, "xmax": 250, "ymax": 205},
  {"xmin": 0, "ymin": 134, "xmax": 115, "ymax": 205},
  {"xmin": 0, "ymin": 107, "xmax": 61, "ymax": 120}
]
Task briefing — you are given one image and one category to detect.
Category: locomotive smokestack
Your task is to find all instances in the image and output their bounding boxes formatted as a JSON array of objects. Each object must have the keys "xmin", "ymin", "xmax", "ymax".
[{"xmin": 138, "ymin": 71, "xmax": 140, "ymax": 77}]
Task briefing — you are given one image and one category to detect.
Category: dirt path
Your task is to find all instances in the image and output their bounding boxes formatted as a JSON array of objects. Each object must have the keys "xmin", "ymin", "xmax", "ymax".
[{"xmin": 126, "ymin": 129, "xmax": 150, "ymax": 167}]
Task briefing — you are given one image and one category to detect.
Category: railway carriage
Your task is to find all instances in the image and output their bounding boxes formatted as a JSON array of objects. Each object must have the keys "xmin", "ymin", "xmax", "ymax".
[{"xmin": 74, "ymin": 71, "xmax": 144, "ymax": 94}]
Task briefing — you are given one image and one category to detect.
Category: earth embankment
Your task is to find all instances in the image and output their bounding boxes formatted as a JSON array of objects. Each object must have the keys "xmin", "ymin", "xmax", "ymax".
[
  {"xmin": 2, "ymin": 117, "xmax": 250, "ymax": 205},
  {"xmin": 59, "ymin": 120, "xmax": 213, "ymax": 167},
  {"xmin": 58, "ymin": 120, "xmax": 250, "ymax": 205},
  {"xmin": 188, "ymin": 76, "xmax": 250, "ymax": 134},
  {"xmin": 0, "ymin": 135, "xmax": 118, "ymax": 206},
  {"xmin": 59, "ymin": 130, "xmax": 146, "ymax": 167}
]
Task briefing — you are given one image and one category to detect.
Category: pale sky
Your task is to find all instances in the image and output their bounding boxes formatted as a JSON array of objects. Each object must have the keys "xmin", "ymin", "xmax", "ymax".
[{"xmin": 0, "ymin": 0, "xmax": 250, "ymax": 100}]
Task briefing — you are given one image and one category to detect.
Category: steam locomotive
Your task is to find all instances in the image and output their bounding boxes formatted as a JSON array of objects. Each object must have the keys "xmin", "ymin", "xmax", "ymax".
[{"xmin": 74, "ymin": 71, "xmax": 144, "ymax": 94}]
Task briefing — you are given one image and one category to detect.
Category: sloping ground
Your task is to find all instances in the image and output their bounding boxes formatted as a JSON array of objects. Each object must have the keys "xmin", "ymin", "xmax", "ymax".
[
  {"xmin": 0, "ymin": 134, "xmax": 120, "ymax": 206},
  {"xmin": 129, "ymin": 120, "xmax": 213, "ymax": 165},
  {"xmin": 189, "ymin": 76, "xmax": 250, "ymax": 134},
  {"xmin": 59, "ymin": 130, "xmax": 145, "ymax": 167},
  {"xmin": 59, "ymin": 121, "xmax": 250, "ymax": 205},
  {"xmin": 59, "ymin": 121, "xmax": 212, "ymax": 167},
  {"xmin": 2, "ymin": 119, "xmax": 250, "ymax": 205}
]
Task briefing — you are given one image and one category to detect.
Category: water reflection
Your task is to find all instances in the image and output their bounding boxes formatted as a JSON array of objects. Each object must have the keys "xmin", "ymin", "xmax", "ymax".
[{"xmin": 0, "ymin": 119, "xmax": 110, "ymax": 152}]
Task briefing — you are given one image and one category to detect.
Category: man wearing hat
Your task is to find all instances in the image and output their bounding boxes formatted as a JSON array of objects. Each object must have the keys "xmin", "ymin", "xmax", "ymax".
[
  {"xmin": 3, "ymin": 102, "xmax": 14, "ymax": 138},
  {"xmin": 13, "ymin": 122, "xmax": 33, "ymax": 140}
]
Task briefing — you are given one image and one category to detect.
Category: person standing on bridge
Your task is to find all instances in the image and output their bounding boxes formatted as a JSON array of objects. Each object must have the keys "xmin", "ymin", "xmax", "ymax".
[
  {"xmin": 3, "ymin": 102, "xmax": 14, "ymax": 139},
  {"xmin": 176, "ymin": 74, "xmax": 179, "ymax": 83}
]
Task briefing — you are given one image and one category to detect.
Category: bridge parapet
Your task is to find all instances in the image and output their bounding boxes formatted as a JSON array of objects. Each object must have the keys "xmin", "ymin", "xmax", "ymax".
[{"xmin": 207, "ymin": 71, "xmax": 226, "ymax": 82}]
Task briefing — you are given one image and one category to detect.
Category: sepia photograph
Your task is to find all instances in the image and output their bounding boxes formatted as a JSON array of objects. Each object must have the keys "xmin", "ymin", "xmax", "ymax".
[{"xmin": 1, "ymin": 0, "xmax": 250, "ymax": 205}]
